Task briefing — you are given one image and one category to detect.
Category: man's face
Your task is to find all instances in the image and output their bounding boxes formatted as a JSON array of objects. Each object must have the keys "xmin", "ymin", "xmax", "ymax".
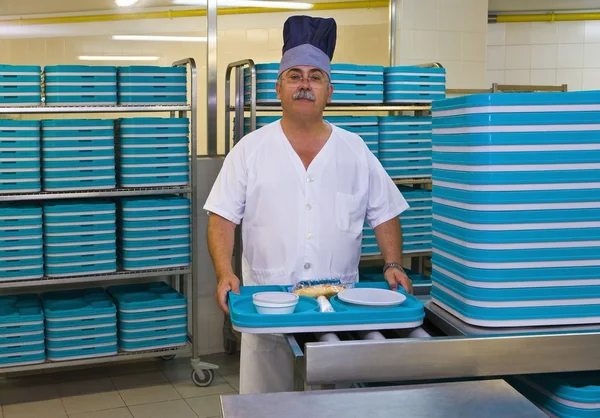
[{"xmin": 276, "ymin": 66, "xmax": 334, "ymax": 116}]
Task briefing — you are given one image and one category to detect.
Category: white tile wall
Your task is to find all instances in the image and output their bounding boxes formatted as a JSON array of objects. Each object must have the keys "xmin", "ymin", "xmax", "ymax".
[
  {"xmin": 396, "ymin": 0, "xmax": 488, "ymax": 89},
  {"xmin": 487, "ymin": 21, "xmax": 600, "ymax": 91}
]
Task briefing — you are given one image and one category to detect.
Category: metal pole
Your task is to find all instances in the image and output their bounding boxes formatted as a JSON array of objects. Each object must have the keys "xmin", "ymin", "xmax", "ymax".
[
  {"xmin": 389, "ymin": 0, "xmax": 397, "ymax": 66},
  {"xmin": 206, "ymin": 0, "xmax": 218, "ymax": 156}
]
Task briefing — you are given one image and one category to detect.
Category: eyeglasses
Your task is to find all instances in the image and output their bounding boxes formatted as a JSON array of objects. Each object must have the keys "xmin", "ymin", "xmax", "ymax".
[{"xmin": 283, "ymin": 73, "xmax": 329, "ymax": 87}]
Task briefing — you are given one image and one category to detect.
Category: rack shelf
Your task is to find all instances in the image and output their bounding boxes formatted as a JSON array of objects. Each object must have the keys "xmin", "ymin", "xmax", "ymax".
[
  {"xmin": 0, "ymin": 267, "xmax": 191, "ymax": 290},
  {"xmin": 231, "ymin": 104, "xmax": 432, "ymax": 112},
  {"xmin": 0, "ymin": 342, "xmax": 192, "ymax": 374},
  {"xmin": 393, "ymin": 178, "xmax": 432, "ymax": 186},
  {"xmin": 361, "ymin": 251, "xmax": 432, "ymax": 263},
  {"xmin": 0, "ymin": 186, "xmax": 192, "ymax": 202},
  {"xmin": 0, "ymin": 105, "xmax": 191, "ymax": 114}
]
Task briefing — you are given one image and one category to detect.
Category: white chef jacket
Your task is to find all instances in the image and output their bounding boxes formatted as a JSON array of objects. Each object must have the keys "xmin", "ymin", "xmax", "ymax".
[{"xmin": 204, "ymin": 120, "xmax": 409, "ymax": 286}]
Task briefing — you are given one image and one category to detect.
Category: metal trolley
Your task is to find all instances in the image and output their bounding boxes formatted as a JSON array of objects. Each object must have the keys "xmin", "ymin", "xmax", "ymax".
[{"xmin": 0, "ymin": 58, "xmax": 218, "ymax": 387}]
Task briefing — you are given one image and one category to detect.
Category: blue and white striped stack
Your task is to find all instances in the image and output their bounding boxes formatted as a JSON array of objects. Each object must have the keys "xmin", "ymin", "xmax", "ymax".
[
  {"xmin": 244, "ymin": 63, "xmax": 278, "ymax": 105},
  {"xmin": 361, "ymin": 186, "xmax": 432, "ymax": 256},
  {"xmin": 0, "ymin": 65, "xmax": 42, "ymax": 106},
  {"xmin": 118, "ymin": 66, "xmax": 187, "ymax": 105},
  {"xmin": 42, "ymin": 288, "xmax": 117, "ymax": 361},
  {"xmin": 118, "ymin": 196, "xmax": 191, "ymax": 271},
  {"xmin": 430, "ymin": 92, "xmax": 600, "ymax": 327},
  {"xmin": 330, "ymin": 64, "xmax": 384, "ymax": 104},
  {"xmin": 44, "ymin": 66, "xmax": 117, "ymax": 106},
  {"xmin": 41, "ymin": 119, "xmax": 115, "ymax": 191},
  {"xmin": 118, "ymin": 118, "xmax": 189, "ymax": 188},
  {"xmin": 108, "ymin": 282, "xmax": 187, "ymax": 352},
  {"xmin": 43, "ymin": 200, "xmax": 117, "ymax": 277},
  {"xmin": 509, "ymin": 373, "xmax": 600, "ymax": 418},
  {"xmin": 0, "ymin": 119, "xmax": 41, "ymax": 193},
  {"xmin": 0, "ymin": 294, "xmax": 45, "ymax": 367},
  {"xmin": 378, "ymin": 116, "xmax": 432, "ymax": 179},
  {"xmin": 0, "ymin": 204, "xmax": 43, "ymax": 282},
  {"xmin": 384, "ymin": 66, "xmax": 446, "ymax": 103},
  {"xmin": 325, "ymin": 116, "xmax": 379, "ymax": 157}
]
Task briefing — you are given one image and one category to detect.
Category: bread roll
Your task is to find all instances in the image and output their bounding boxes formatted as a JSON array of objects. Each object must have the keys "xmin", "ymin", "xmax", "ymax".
[{"xmin": 293, "ymin": 284, "xmax": 344, "ymax": 298}]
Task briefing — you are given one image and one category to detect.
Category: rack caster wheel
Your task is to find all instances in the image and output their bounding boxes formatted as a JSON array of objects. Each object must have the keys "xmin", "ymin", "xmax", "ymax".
[
  {"xmin": 161, "ymin": 354, "xmax": 176, "ymax": 361},
  {"xmin": 192, "ymin": 369, "xmax": 215, "ymax": 387},
  {"xmin": 224, "ymin": 338, "xmax": 237, "ymax": 355}
]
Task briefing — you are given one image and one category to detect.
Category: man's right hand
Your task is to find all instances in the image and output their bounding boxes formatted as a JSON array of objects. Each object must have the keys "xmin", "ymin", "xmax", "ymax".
[{"xmin": 216, "ymin": 273, "xmax": 240, "ymax": 315}]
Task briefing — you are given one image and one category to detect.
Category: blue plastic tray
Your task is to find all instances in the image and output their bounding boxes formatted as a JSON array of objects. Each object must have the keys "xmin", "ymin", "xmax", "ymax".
[
  {"xmin": 431, "ymin": 149, "xmax": 600, "ymax": 165},
  {"xmin": 432, "ymin": 131, "xmax": 600, "ymax": 147},
  {"xmin": 121, "ymin": 236, "xmax": 189, "ymax": 249},
  {"xmin": 0, "ymin": 95, "xmax": 42, "ymax": 105},
  {"xmin": 118, "ymin": 95, "xmax": 187, "ymax": 105},
  {"xmin": 46, "ymin": 323, "xmax": 116, "ymax": 339},
  {"xmin": 0, "ymin": 170, "xmax": 40, "ymax": 182},
  {"xmin": 119, "ymin": 145, "xmax": 188, "ymax": 156},
  {"xmin": 433, "ymin": 167, "xmax": 600, "ymax": 185},
  {"xmin": 44, "ymin": 65, "xmax": 116, "ymax": 74},
  {"xmin": 384, "ymin": 167, "xmax": 431, "ymax": 178},
  {"xmin": 42, "ymin": 287, "xmax": 116, "ymax": 319},
  {"xmin": 0, "ymin": 86, "xmax": 40, "ymax": 94},
  {"xmin": 121, "ymin": 254, "xmax": 190, "ymax": 270},
  {"xmin": 229, "ymin": 282, "xmax": 424, "ymax": 333},
  {"xmin": 0, "ymin": 293, "xmax": 44, "ymax": 329},
  {"xmin": 117, "ymin": 66, "xmax": 186, "ymax": 76},
  {"xmin": 324, "ymin": 116, "xmax": 378, "ymax": 126},
  {"xmin": 385, "ymin": 93, "xmax": 445, "ymax": 103},
  {"xmin": 45, "ymin": 85, "xmax": 116, "ymax": 95},
  {"xmin": 0, "ymin": 65, "xmax": 41, "ymax": 75},
  {"xmin": 432, "ymin": 285, "xmax": 600, "ymax": 327},
  {"xmin": 0, "ymin": 180, "xmax": 40, "ymax": 193},
  {"xmin": 42, "ymin": 148, "xmax": 114, "ymax": 159},
  {"xmin": 46, "ymin": 342, "xmax": 117, "ymax": 361},
  {"xmin": 119, "ymin": 324, "xmax": 186, "ymax": 340},
  {"xmin": 0, "ymin": 332, "xmax": 44, "ymax": 345},
  {"xmin": 384, "ymin": 66, "xmax": 446, "ymax": 75},
  {"xmin": 119, "ymin": 334, "xmax": 186, "ymax": 351},
  {"xmin": 118, "ymin": 316, "xmax": 186, "ymax": 331},
  {"xmin": 43, "ymin": 167, "xmax": 115, "ymax": 180},
  {"xmin": 118, "ymin": 174, "xmax": 188, "ymax": 187},
  {"xmin": 332, "ymin": 74, "xmax": 383, "ymax": 83},
  {"xmin": 385, "ymin": 83, "xmax": 445, "ymax": 92},
  {"xmin": 0, "ymin": 351, "xmax": 45, "ymax": 367},
  {"xmin": 385, "ymin": 74, "xmax": 446, "ymax": 83},
  {"xmin": 119, "ymin": 217, "xmax": 189, "ymax": 230},
  {"xmin": 45, "ymin": 242, "xmax": 115, "ymax": 256},
  {"xmin": 121, "ymin": 246, "xmax": 190, "ymax": 260},
  {"xmin": 43, "ymin": 178, "xmax": 115, "ymax": 191},
  {"xmin": 509, "ymin": 373, "xmax": 600, "ymax": 418},
  {"xmin": 118, "ymin": 165, "xmax": 187, "ymax": 176},
  {"xmin": 0, "ymin": 119, "xmax": 40, "ymax": 134},
  {"xmin": 107, "ymin": 281, "xmax": 187, "ymax": 311},
  {"xmin": 432, "ymin": 184, "xmax": 600, "ymax": 205},
  {"xmin": 120, "ymin": 155, "xmax": 188, "ymax": 166},
  {"xmin": 380, "ymin": 158, "xmax": 432, "ymax": 169},
  {"xmin": 118, "ymin": 137, "xmax": 187, "ymax": 147},
  {"xmin": 120, "ymin": 196, "xmax": 190, "ymax": 215},
  {"xmin": 45, "ymin": 260, "xmax": 117, "ymax": 277},
  {"xmin": 0, "ymin": 340, "xmax": 44, "ymax": 356},
  {"xmin": 46, "ymin": 334, "xmax": 116, "ymax": 349},
  {"xmin": 120, "ymin": 225, "xmax": 189, "ymax": 239},
  {"xmin": 44, "ymin": 75, "xmax": 116, "ymax": 85},
  {"xmin": 432, "ymin": 251, "xmax": 600, "ymax": 283},
  {"xmin": 45, "ymin": 95, "xmax": 117, "ymax": 105}
]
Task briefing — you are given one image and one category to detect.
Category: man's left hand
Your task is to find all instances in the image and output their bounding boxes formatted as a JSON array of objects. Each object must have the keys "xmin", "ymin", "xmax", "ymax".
[{"xmin": 384, "ymin": 267, "xmax": 413, "ymax": 294}]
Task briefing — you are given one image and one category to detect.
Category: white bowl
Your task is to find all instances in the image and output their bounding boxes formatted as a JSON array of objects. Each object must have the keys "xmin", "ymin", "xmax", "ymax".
[{"xmin": 253, "ymin": 292, "xmax": 299, "ymax": 315}]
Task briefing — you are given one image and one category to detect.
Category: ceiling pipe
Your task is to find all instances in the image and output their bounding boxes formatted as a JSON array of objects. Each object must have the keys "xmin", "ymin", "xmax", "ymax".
[
  {"xmin": 0, "ymin": 0, "xmax": 388, "ymax": 26},
  {"xmin": 489, "ymin": 10, "xmax": 600, "ymax": 23}
]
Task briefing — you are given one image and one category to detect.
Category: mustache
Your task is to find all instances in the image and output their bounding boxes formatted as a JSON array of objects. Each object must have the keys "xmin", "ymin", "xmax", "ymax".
[{"xmin": 292, "ymin": 90, "xmax": 316, "ymax": 101}]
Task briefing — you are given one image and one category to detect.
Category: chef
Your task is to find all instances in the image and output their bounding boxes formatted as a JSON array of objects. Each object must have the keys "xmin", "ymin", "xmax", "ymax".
[{"xmin": 204, "ymin": 15, "xmax": 411, "ymax": 394}]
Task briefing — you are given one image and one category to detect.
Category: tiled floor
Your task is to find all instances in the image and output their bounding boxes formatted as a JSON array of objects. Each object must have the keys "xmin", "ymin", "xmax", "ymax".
[{"xmin": 0, "ymin": 353, "xmax": 240, "ymax": 418}]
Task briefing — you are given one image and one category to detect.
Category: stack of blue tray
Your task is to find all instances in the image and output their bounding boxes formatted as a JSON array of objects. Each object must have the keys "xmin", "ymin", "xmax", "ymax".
[
  {"xmin": 244, "ymin": 63, "xmax": 278, "ymax": 105},
  {"xmin": 108, "ymin": 282, "xmax": 187, "ymax": 351},
  {"xmin": 0, "ymin": 204, "xmax": 44, "ymax": 282},
  {"xmin": 324, "ymin": 116, "xmax": 379, "ymax": 157},
  {"xmin": 379, "ymin": 116, "xmax": 432, "ymax": 179},
  {"xmin": 119, "ymin": 196, "xmax": 191, "ymax": 270},
  {"xmin": 118, "ymin": 118, "xmax": 189, "ymax": 187},
  {"xmin": 42, "ymin": 288, "xmax": 117, "ymax": 361},
  {"xmin": 44, "ymin": 66, "xmax": 117, "ymax": 106},
  {"xmin": 430, "ymin": 92, "xmax": 600, "ymax": 327},
  {"xmin": 0, "ymin": 294, "xmax": 45, "ymax": 367},
  {"xmin": 43, "ymin": 200, "xmax": 117, "ymax": 277},
  {"xmin": 0, "ymin": 119, "xmax": 41, "ymax": 193},
  {"xmin": 41, "ymin": 119, "xmax": 115, "ymax": 191},
  {"xmin": 0, "ymin": 65, "xmax": 42, "ymax": 106},
  {"xmin": 509, "ymin": 373, "xmax": 600, "ymax": 418},
  {"xmin": 331, "ymin": 64, "xmax": 384, "ymax": 104},
  {"xmin": 398, "ymin": 186, "xmax": 432, "ymax": 253},
  {"xmin": 384, "ymin": 66, "xmax": 446, "ymax": 103},
  {"xmin": 361, "ymin": 186, "xmax": 432, "ymax": 256},
  {"xmin": 118, "ymin": 67, "xmax": 187, "ymax": 105}
]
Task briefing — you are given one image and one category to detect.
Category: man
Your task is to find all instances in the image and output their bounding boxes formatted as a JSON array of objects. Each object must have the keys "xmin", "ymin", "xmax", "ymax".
[{"xmin": 204, "ymin": 15, "xmax": 411, "ymax": 394}]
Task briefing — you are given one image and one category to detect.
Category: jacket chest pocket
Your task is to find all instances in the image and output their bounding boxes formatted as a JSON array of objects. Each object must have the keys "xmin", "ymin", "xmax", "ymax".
[{"xmin": 335, "ymin": 192, "xmax": 367, "ymax": 234}]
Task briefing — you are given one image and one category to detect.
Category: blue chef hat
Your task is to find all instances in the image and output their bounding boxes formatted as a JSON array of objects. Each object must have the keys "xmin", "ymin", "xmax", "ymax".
[{"xmin": 278, "ymin": 15, "xmax": 337, "ymax": 79}]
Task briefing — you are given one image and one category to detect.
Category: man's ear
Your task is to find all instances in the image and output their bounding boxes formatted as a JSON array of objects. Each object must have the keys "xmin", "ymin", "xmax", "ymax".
[
  {"xmin": 327, "ymin": 82, "xmax": 334, "ymax": 103},
  {"xmin": 275, "ymin": 80, "xmax": 281, "ymax": 100}
]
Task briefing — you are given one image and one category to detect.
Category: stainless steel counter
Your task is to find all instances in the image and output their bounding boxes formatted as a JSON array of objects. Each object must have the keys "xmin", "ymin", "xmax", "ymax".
[
  {"xmin": 285, "ymin": 301, "xmax": 600, "ymax": 387},
  {"xmin": 220, "ymin": 379, "xmax": 546, "ymax": 418}
]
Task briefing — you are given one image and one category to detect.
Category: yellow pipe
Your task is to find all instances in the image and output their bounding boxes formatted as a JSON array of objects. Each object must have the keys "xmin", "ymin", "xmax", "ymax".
[
  {"xmin": 1, "ymin": 1, "xmax": 388, "ymax": 25},
  {"xmin": 495, "ymin": 12, "xmax": 600, "ymax": 23}
]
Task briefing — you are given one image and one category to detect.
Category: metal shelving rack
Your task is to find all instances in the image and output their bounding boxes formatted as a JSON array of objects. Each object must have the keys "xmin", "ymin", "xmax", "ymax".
[
  {"xmin": 0, "ymin": 58, "xmax": 218, "ymax": 387},
  {"xmin": 221, "ymin": 58, "xmax": 435, "ymax": 353}
]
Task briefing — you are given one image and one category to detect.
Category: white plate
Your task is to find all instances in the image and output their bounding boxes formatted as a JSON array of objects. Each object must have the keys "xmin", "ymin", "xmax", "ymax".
[{"xmin": 338, "ymin": 288, "xmax": 406, "ymax": 307}]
